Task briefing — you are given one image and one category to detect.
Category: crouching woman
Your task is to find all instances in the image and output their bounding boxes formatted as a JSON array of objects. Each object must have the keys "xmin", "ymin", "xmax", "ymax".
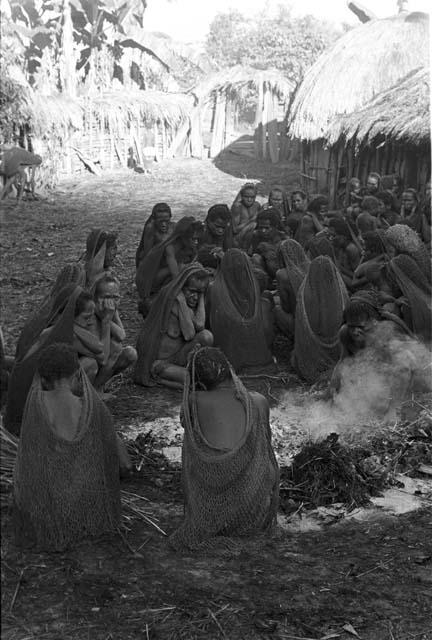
[
  {"xmin": 134, "ymin": 265, "xmax": 213, "ymax": 389},
  {"xmin": 170, "ymin": 347, "xmax": 279, "ymax": 550},
  {"xmin": 13, "ymin": 343, "xmax": 121, "ymax": 551}
]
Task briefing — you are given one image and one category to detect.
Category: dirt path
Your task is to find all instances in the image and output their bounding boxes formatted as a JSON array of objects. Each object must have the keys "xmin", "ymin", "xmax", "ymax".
[{"xmin": 1, "ymin": 158, "xmax": 431, "ymax": 640}]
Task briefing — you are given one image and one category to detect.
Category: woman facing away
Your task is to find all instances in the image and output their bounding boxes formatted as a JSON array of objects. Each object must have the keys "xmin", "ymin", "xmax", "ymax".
[{"xmin": 170, "ymin": 347, "xmax": 279, "ymax": 551}]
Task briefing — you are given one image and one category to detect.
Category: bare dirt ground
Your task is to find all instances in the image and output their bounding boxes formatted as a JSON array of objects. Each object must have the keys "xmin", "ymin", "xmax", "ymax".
[{"xmin": 1, "ymin": 155, "xmax": 431, "ymax": 640}]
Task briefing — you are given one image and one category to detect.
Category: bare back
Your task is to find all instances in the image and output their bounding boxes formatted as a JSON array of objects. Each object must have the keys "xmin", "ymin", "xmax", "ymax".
[
  {"xmin": 42, "ymin": 390, "xmax": 83, "ymax": 441},
  {"xmin": 194, "ymin": 388, "xmax": 246, "ymax": 450}
]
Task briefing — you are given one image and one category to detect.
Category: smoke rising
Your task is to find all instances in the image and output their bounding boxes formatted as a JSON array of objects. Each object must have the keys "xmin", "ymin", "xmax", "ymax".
[{"xmin": 280, "ymin": 322, "xmax": 431, "ymax": 442}]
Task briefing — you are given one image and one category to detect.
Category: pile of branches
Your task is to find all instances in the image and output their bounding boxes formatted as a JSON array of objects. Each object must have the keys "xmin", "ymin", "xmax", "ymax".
[{"xmin": 279, "ymin": 433, "xmax": 386, "ymax": 513}]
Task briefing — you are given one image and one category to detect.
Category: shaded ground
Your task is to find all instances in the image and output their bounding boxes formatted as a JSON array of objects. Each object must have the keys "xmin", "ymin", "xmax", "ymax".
[{"xmin": 1, "ymin": 157, "xmax": 432, "ymax": 640}]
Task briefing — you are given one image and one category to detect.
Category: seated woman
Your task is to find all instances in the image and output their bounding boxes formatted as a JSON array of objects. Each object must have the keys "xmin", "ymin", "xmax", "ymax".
[
  {"xmin": 385, "ymin": 224, "xmax": 430, "ymax": 280},
  {"xmin": 15, "ymin": 262, "xmax": 85, "ymax": 361},
  {"xmin": 248, "ymin": 209, "xmax": 286, "ymax": 283},
  {"xmin": 135, "ymin": 202, "xmax": 175, "ymax": 268},
  {"xmin": 295, "ymin": 195, "xmax": 327, "ymax": 248},
  {"xmin": 73, "ymin": 279, "xmax": 137, "ymax": 393},
  {"xmin": 136, "ymin": 216, "xmax": 203, "ymax": 312},
  {"xmin": 265, "ymin": 186, "xmax": 291, "ymax": 227},
  {"xmin": 231, "ymin": 182, "xmax": 262, "ymax": 249},
  {"xmin": 135, "ymin": 265, "xmax": 213, "ymax": 388},
  {"xmin": 207, "ymin": 249, "xmax": 274, "ymax": 371},
  {"xmin": 400, "ymin": 188, "xmax": 431, "ymax": 244},
  {"xmin": 327, "ymin": 217, "xmax": 361, "ymax": 290},
  {"xmin": 170, "ymin": 347, "xmax": 279, "ymax": 551},
  {"xmin": 352, "ymin": 231, "xmax": 397, "ymax": 311},
  {"xmin": 292, "ymin": 255, "xmax": 349, "ymax": 383},
  {"xmin": 376, "ymin": 191, "xmax": 401, "ymax": 228},
  {"xmin": 274, "ymin": 239, "xmax": 310, "ymax": 338},
  {"xmin": 329, "ymin": 293, "xmax": 415, "ymax": 419},
  {"xmin": 197, "ymin": 204, "xmax": 233, "ymax": 270},
  {"xmin": 13, "ymin": 342, "xmax": 121, "ymax": 551},
  {"xmin": 5, "ymin": 285, "xmax": 82, "ymax": 436},
  {"xmin": 286, "ymin": 189, "xmax": 307, "ymax": 237},
  {"xmin": 83, "ymin": 229, "xmax": 118, "ymax": 290},
  {"xmin": 341, "ymin": 177, "xmax": 363, "ymax": 211},
  {"xmin": 387, "ymin": 254, "xmax": 432, "ymax": 343}
]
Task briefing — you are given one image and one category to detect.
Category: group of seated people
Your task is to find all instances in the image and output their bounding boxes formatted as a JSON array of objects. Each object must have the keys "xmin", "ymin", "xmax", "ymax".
[
  {"xmin": 2, "ymin": 171, "xmax": 431, "ymax": 553},
  {"xmin": 133, "ymin": 173, "xmax": 431, "ymax": 388}
]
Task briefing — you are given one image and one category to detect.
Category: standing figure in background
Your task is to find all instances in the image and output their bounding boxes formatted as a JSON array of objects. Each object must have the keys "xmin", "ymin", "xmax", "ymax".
[
  {"xmin": 231, "ymin": 182, "xmax": 262, "ymax": 249},
  {"xmin": 135, "ymin": 203, "xmax": 175, "ymax": 268},
  {"xmin": 170, "ymin": 347, "xmax": 279, "ymax": 551},
  {"xmin": 135, "ymin": 265, "xmax": 213, "ymax": 388},
  {"xmin": 0, "ymin": 146, "xmax": 42, "ymax": 202}
]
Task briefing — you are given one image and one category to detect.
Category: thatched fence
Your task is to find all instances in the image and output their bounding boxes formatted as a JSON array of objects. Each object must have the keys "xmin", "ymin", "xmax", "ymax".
[{"xmin": 287, "ymin": 10, "xmax": 430, "ymax": 204}]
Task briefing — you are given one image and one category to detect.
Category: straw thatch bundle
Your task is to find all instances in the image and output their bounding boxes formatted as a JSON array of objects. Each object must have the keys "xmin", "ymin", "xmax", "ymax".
[
  {"xmin": 194, "ymin": 64, "xmax": 294, "ymax": 104},
  {"xmin": 85, "ymin": 89, "xmax": 193, "ymax": 129},
  {"xmin": 329, "ymin": 66, "xmax": 430, "ymax": 145},
  {"xmin": 288, "ymin": 11, "xmax": 429, "ymax": 141}
]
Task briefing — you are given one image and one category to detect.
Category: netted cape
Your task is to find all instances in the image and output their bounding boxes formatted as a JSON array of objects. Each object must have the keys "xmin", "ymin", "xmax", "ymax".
[
  {"xmin": 134, "ymin": 264, "xmax": 205, "ymax": 386},
  {"xmin": 5, "ymin": 286, "xmax": 82, "ymax": 436},
  {"xmin": 170, "ymin": 363, "xmax": 279, "ymax": 550},
  {"xmin": 277, "ymin": 239, "xmax": 310, "ymax": 311},
  {"xmin": 294, "ymin": 256, "xmax": 349, "ymax": 383},
  {"xmin": 389, "ymin": 255, "xmax": 432, "ymax": 343},
  {"xmin": 15, "ymin": 264, "xmax": 85, "ymax": 361},
  {"xmin": 13, "ymin": 372, "xmax": 120, "ymax": 551},
  {"xmin": 385, "ymin": 224, "xmax": 431, "ymax": 280},
  {"xmin": 208, "ymin": 249, "xmax": 273, "ymax": 371}
]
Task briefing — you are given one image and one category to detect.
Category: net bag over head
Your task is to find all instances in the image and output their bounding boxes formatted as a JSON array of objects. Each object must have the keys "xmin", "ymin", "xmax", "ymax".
[
  {"xmin": 208, "ymin": 249, "xmax": 273, "ymax": 371},
  {"xmin": 13, "ymin": 371, "xmax": 120, "ymax": 551},
  {"xmin": 169, "ymin": 349, "xmax": 279, "ymax": 551},
  {"xmin": 293, "ymin": 256, "xmax": 349, "ymax": 383},
  {"xmin": 5, "ymin": 286, "xmax": 82, "ymax": 436}
]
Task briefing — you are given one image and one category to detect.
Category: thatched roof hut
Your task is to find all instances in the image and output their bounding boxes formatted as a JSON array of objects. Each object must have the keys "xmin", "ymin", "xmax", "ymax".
[
  {"xmin": 288, "ymin": 11, "xmax": 429, "ymax": 141},
  {"xmin": 286, "ymin": 10, "xmax": 430, "ymax": 204},
  {"xmin": 194, "ymin": 65, "xmax": 294, "ymax": 163},
  {"xmin": 331, "ymin": 66, "xmax": 430, "ymax": 145}
]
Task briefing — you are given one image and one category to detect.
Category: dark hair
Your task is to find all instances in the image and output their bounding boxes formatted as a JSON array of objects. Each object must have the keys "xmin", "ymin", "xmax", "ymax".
[
  {"xmin": 362, "ymin": 230, "xmax": 387, "ymax": 256},
  {"xmin": 328, "ymin": 217, "xmax": 351, "ymax": 239},
  {"xmin": 356, "ymin": 212, "xmax": 376, "ymax": 233},
  {"xmin": 207, "ymin": 204, "xmax": 231, "ymax": 223},
  {"xmin": 241, "ymin": 182, "xmax": 257, "ymax": 195},
  {"xmin": 37, "ymin": 342, "xmax": 79, "ymax": 383},
  {"xmin": 106, "ymin": 232, "xmax": 118, "ymax": 249},
  {"xmin": 256, "ymin": 207, "xmax": 281, "ymax": 228},
  {"xmin": 291, "ymin": 189, "xmax": 307, "ymax": 201},
  {"xmin": 175, "ymin": 216, "xmax": 203, "ymax": 238},
  {"xmin": 193, "ymin": 347, "xmax": 230, "ymax": 390},
  {"xmin": 152, "ymin": 202, "xmax": 172, "ymax": 217},
  {"xmin": 308, "ymin": 196, "xmax": 328, "ymax": 215},
  {"xmin": 74, "ymin": 290, "xmax": 94, "ymax": 317},
  {"xmin": 185, "ymin": 269, "xmax": 209, "ymax": 287},
  {"xmin": 376, "ymin": 191, "xmax": 394, "ymax": 207},
  {"xmin": 343, "ymin": 300, "xmax": 379, "ymax": 324},
  {"xmin": 402, "ymin": 188, "xmax": 419, "ymax": 202},
  {"xmin": 361, "ymin": 196, "xmax": 380, "ymax": 213},
  {"xmin": 94, "ymin": 275, "xmax": 119, "ymax": 298}
]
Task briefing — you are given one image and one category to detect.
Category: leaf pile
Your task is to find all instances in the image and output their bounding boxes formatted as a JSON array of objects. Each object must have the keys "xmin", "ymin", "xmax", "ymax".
[{"xmin": 279, "ymin": 433, "xmax": 380, "ymax": 513}]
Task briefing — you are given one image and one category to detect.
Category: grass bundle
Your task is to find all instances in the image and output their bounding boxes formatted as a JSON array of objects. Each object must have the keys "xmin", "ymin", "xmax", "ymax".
[{"xmin": 0, "ymin": 424, "xmax": 165, "ymax": 535}]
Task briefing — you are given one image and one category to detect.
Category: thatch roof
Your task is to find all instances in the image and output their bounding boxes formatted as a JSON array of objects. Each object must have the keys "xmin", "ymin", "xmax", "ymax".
[
  {"xmin": 81, "ymin": 89, "xmax": 193, "ymax": 128},
  {"xmin": 330, "ymin": 66, "xmax": 430, "ymax": 145},
  {"xmin": 193, "ymin": 65, "xmax": 294, "ymax": 103},
  {"xmin": 288, "ymin": 11, "xmax": 430, "ymax": 141}
]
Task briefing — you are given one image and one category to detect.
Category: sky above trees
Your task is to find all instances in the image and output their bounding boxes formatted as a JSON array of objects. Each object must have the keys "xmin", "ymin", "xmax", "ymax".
[{"xmin": 145, "ymin": 0, "xmax": 431, "ymax": 42}]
